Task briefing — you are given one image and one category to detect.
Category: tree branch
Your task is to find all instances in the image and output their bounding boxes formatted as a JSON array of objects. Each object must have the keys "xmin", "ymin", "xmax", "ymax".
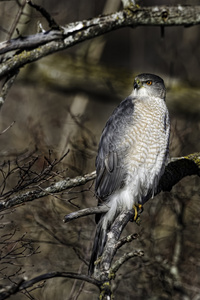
[
  {"xmin": 115, "ymin": 232, "xmax": 139, "ymax": 249},
  {"xmin": 63, "ymin": 206, "xmax": 109, "ymax": 223},
  {"xmin": 99, "ymin": 210, "xmax": 135, "ymax": 276},
  {"xmin": 0, "ymin": 153, "xmax": 199, "ymax": 213},
  {"xmin": 156, "ymin": 153, "xmax": 200, "ymax": 195},
  {"xmin": 0, "ymin": 271, "xmax": 101, "ymax": 300},
  {"xmin": 0, "ymin": 171, "xmax": 96, "ymax": 212},
  {"xmin": 91, "ymin": 210, "xmax": 144, "ymax": 299},
  {"xmin": 0, "ymin": 5, "xmax": 200, "ymax": 79},
  {"xmin": 0, "ymin": 70, "xmax": 19, "ymax": 109},
  {"xmin": 110, "ymin": 249, "xmax": 144, "ymax": 274},
  {"xmin": 63, "ymin": 153, "xmax": 200, "ymax": 222}
]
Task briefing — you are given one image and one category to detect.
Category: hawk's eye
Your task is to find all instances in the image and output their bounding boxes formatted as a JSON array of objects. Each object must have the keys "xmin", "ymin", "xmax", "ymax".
[{"xmin": 146, "ymin": 80, "xmax": 152, "ymax": 86}]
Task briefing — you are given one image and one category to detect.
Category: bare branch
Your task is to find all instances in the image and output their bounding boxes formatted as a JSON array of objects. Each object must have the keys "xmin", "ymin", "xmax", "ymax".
[
  {"xmin": 0, "ymin": 30, "xmax": 62, "ymax": 55},
  {"xmin": 0, "ymin": 5, "xmax": 200, "ymax": 78},
  {"xmin": 0, "ymin": 171, "xmax": 96, "ymax": 212},
  {"xmin": 90, "ymin": 210, "xmax": 141, "ymax": 299},
  {"xmin": 116, "ymin": 233, "xmax": 139, "ymax": 249},
  {"xmin": 156, "ymin": 153, "xmax": 200, "ymax": 197},
  {"xmin": 110, "ymin": 249, "xmax": 144, "ymax": 274},
  {"xmin": 63, "ymin": 205, "xmax": 109, "ymax": 223},
  {"xmin": 99, "ymin": 210, "xmax": 135, "ymax": 277}
]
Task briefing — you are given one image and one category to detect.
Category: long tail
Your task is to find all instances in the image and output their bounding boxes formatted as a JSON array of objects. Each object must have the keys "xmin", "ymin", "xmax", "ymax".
[
  {"xmin": 88, "ymin": 216, "xmax": 108, "ymax": 276},
  {"xmin": 88, "ymin": 199, "xmax": 119, "ymax": 275}
]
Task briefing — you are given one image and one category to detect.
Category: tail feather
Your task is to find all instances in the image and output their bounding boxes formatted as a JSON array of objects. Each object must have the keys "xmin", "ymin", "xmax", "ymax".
[
  {"xmin": 88, "ymin": 218, "xmax": 108, "ymax": 276},
  {"xmin": 89, "ymin": 199, "xmax": 118, "ymax": 275}
]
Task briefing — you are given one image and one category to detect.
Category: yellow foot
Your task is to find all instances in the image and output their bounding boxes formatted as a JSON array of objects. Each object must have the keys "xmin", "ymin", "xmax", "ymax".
[{"xmin": 133, "ymin": 204, "xmax": 143, "ymax": 224}]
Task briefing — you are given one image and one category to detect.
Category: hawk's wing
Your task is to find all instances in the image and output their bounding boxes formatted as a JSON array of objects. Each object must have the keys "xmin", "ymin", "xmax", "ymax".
[{"xmin": 95, "ymin": 96, "xmax": 135, "ymax": 201}]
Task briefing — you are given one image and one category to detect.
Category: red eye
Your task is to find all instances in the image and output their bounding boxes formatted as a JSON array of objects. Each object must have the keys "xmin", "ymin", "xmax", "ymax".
[{"xmin": 146, "ymin": 80, "xmax": 152, "ymax": 85}]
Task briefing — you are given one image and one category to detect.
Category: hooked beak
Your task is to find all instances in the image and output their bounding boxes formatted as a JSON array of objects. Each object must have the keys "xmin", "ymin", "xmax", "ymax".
[{"xmin": 134, "ymin": 79, "xmax": 142, "ymax": 89}]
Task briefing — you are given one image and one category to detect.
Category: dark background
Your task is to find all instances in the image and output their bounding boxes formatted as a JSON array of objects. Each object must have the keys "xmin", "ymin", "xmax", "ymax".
[{"xmin": 0, "ymin": 1, "xmax": 200, "ymax": 299}]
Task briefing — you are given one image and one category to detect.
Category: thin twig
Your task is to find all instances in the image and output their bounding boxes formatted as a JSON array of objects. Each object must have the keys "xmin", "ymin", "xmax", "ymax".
[
  {"xmin": 0, "ymin": 122, "xmax": 15, "ymax": 135},
  {"xmin": 27, "ymin": 0, "xmax": 60, "ymax": 30},
  {"xmin": 110, "ymin": 249, "xmax": 144, "ymax": 274},
  {"xmin": 116, "ymin": 233, "xmax": 139, "ymax": 249},
  {"xmin": 8, "ymin": 0, "xmax": 27, "ymax": 39}
]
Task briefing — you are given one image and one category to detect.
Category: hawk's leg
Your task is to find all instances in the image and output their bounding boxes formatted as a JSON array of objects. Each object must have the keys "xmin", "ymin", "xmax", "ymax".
[{"xmin": 133, "ymin": 204, "xmax": 143, "ymax": 224}]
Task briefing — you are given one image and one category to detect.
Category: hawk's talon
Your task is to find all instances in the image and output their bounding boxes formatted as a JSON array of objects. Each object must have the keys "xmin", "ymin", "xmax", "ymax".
[{"xmin": 133, "ymin": 204, "xmax": 143, "ymax": 223}]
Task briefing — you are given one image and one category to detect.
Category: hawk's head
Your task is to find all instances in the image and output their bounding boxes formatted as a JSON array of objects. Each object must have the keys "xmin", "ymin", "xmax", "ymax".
[{"xmin": 133, "ymin": 73, "xmax": 166, "ymax": 100}]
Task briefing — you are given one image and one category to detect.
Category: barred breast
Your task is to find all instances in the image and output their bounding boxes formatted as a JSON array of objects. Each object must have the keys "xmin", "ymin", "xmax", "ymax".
[{"xmin": 119, "ymin": 96, "xmax": 170, "ymax": 207}]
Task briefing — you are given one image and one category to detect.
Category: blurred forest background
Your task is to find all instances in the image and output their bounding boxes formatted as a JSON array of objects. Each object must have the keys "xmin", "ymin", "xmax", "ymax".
[{"xmin": 0, "ymin": 0, "xmax": 200, "ymax": 299}]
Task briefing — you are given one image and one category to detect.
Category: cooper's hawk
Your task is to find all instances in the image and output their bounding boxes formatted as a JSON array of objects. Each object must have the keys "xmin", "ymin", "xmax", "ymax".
[{"xmin": 89, "ymin": 73, "xmax": 170, "ymax": 275}]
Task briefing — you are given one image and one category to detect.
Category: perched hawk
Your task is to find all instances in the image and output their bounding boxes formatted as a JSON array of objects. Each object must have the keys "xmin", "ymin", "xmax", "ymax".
[{"xmin": 89, "ymin": 73, "xmax": 170, "ymax": 275}]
